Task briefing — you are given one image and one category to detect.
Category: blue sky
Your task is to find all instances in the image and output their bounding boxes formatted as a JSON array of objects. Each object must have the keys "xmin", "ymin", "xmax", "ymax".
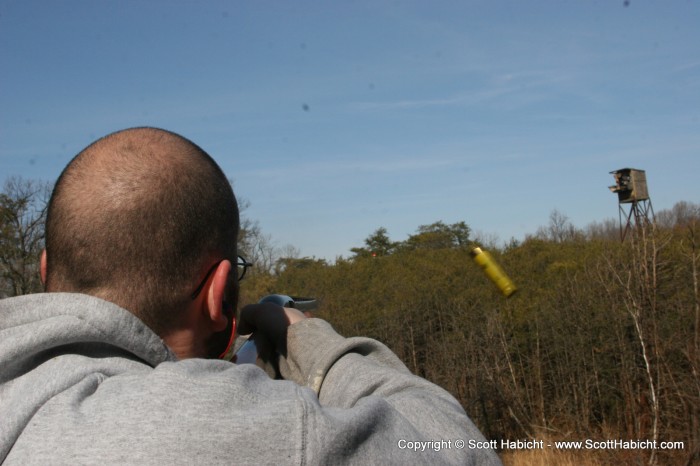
[{"xmin": 1, "ymin": 1, "xmax": 699, "ymax": 260}]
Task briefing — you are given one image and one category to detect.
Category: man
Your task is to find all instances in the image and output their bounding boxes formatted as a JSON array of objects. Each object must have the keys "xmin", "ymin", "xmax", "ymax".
[{"xmin": 0, "ymin": 127, "xmax": 500, "ymax": 464}]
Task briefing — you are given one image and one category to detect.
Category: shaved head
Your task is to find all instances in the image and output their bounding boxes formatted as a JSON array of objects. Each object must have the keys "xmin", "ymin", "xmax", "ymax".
[{"xmin": 45, "ymin": 127, "xmax": 239, "ymax": 334}]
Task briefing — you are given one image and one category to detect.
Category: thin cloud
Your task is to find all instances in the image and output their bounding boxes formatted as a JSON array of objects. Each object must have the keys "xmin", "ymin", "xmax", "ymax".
[
  {"xmin": 349, "ymin": 67, "xmax": 574, "ymax": 112},
  {"xmin": 349, "ymin": 88, "xmax": 512, "ymax": 112},
  {"xmin": 240, "ymin": 153, "xmax": 461, "ymax": 183},
  {"xmin": 673, "ymin": 60, "xmax": 700, "ymax": 73}
]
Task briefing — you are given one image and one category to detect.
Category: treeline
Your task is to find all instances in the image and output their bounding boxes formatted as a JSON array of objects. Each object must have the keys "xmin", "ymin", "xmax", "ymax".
[
  {"xmin": 243, "ymin": 204, "xmax": 700, "ymax": 465},
  {"xmin": 2, "ymin": 177, "xmax": 698, "ymax": 463}
]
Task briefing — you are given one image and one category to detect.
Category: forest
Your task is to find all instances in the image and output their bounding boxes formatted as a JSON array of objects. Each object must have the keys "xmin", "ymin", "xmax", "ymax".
[{"xmin": 2, "ymin": 177, "xmax": 698, "ymax": 465}]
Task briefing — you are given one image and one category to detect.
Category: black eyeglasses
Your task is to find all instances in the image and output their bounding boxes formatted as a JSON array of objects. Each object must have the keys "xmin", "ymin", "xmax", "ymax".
[
  {"xmin": 236, "ymin": 255, "xmax": 253, "ymax": 281},
  {"xmin": 191, "ymin": 255, "xmax": 253, "ymax": 299}
]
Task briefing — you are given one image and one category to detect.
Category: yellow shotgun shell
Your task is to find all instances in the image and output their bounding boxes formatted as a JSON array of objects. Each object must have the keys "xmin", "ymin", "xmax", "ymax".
[{"xmin": 470, "ymin": 247, "xmax": 517, "ymax": 297}]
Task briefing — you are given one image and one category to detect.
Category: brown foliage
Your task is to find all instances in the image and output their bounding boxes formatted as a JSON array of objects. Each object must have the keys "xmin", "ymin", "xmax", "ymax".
[{"xmin": 252, "ymin": 206, "xmax": 700, "ymax": 465}]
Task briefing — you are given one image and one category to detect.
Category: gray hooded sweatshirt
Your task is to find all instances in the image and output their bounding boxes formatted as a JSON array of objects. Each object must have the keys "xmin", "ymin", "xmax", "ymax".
[{"xmin": 0, "ymin": 293, "xmax": 500, "ymax": 465}]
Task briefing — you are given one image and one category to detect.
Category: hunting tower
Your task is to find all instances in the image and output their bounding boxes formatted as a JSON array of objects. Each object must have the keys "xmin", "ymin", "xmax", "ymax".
[{"xmin": 609, "ymin": 168, "xmax": 655, "ymax": 241}]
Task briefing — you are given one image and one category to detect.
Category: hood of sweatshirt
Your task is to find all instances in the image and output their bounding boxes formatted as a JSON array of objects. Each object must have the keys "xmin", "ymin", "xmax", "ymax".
[{"xmin": 0, "ymin": 293, "xmax": 175, "ymax": 460}]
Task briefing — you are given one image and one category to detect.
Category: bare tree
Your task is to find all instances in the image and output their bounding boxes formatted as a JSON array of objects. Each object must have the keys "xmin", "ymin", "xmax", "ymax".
[
  {"xmin": 535, "ymin": 209, "xmax": 582, "ymax": 243},
  {"xmin": 599, "ymin": 221, "xmax": 670, "ymax": 465},
  {"xmin": 0, "ymin": 177, "xmax": 52, "ymax": 297},
  {"xmin": 680, "ymin": 218, "xmax": 700, "ymax": 464},
  {"xmin": 236, "ymin": 195, "xmax": 301, "ymax": 277}
]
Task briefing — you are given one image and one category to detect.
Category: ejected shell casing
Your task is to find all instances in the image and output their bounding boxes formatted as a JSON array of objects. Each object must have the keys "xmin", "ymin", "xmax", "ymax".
[{"xmin": 470, "ymin": 247, "xmax": 517, "ymax": 297}]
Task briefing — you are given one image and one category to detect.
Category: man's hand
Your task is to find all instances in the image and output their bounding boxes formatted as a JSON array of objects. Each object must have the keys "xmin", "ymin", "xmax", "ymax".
[{"xmin": 237, "ymin": 302, "xmax": 306, "ymax": 357}]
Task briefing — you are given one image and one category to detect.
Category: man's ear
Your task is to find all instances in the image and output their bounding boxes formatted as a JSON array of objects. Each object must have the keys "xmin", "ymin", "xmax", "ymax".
[
  {"xmin": 40, "ymin": 249, "xmax": 48, "ymax": 287},
  {"xmin": 205, "ymin": 260, "xmax": 232, "ymax": 332}
]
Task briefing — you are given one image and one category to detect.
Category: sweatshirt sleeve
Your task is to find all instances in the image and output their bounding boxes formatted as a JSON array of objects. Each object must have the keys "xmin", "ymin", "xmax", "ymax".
[{"xmin": 278, "ymin": 318, "xmax": 502, "ymax": 465}]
